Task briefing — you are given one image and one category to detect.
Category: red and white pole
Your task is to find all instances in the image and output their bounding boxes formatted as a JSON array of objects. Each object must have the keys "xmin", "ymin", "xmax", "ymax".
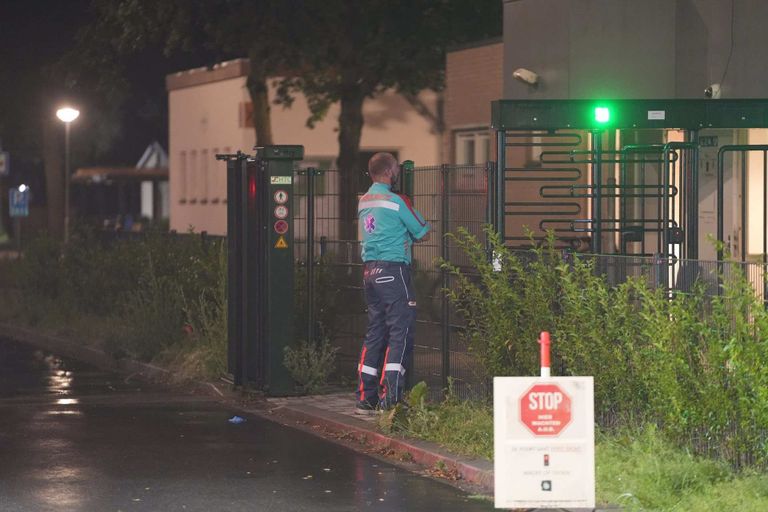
[{"xmin": 539, "ymin": 331, "xmax": 551, "ymax": 378}]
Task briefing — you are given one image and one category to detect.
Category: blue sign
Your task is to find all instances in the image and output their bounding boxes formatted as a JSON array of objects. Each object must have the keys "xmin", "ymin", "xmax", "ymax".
[{"xmin": 9, "ymin": 188, "xmax": 29, "ymax": 218}]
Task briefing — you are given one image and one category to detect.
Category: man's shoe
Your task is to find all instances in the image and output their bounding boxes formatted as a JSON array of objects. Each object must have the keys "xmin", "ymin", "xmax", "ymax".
[{"xmin": 354, "ymin": 400, "xmax": 378, "ymax": 416}]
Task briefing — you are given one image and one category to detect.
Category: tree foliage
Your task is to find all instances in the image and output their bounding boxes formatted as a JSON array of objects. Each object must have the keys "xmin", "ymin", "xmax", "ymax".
[{"xmin": 76, "ymin": 0, "xmax": 501, "ymax": 234}]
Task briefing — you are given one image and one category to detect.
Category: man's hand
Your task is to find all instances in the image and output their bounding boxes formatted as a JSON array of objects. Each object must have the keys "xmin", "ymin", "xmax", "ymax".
[{"xmin": 415, "ymin": 232, "xmax": 431, "ymax": 243}]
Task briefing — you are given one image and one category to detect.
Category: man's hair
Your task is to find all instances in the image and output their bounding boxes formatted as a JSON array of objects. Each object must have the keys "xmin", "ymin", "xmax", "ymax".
[{"xmin": 368, "ymin": 152, "xmax": 398, "ymax": 179}]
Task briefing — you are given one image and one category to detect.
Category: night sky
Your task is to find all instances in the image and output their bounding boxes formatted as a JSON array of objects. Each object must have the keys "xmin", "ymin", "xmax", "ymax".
[{"xmin": 0, "ymin": 0, "xmax": 210, "ymax": 169}]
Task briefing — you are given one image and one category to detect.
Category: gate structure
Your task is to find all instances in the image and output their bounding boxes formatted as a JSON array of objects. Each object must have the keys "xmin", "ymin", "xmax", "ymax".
[
  {"xmin": 217, "ymin": 145, "xmax": 304, "ymax": 394},
  {"xmin": 491, "ymin": 100, "xmax": 768, "ymax": 275}
]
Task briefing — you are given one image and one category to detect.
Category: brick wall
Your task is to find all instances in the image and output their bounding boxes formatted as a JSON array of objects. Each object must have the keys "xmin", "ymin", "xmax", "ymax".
[{"xmin": 443, "ymin": 40, "xmax": 503, "ymax": 163}]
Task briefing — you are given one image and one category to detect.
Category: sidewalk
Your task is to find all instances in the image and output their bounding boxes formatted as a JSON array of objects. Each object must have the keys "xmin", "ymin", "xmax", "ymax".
[
  {"xmin": 265, "ymin": 392, "xmax": 494, "ymax": 489},
  {"xmin": 0, "ymin": 322, "xmax": 494, "ymax": 492}
]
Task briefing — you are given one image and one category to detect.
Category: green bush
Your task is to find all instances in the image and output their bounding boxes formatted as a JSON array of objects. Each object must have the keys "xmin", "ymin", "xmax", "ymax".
[
  {"xmin": 442, "ymin": 226, "xmax": 768, "ymax": 465},
  {"xmin": 59, "ymin": 229, "xmax": 145, "ymax": 315},
  {"xmin": 7, "ymin": 229, "xmax": 227, "ymax": 375},
  {"xmin": 283, "ymin": 337, "xmax": 339, "ymax": 394},
  {"xmin": 108, "ymin": 254, "xmax": 185, "ymax": 361},
  {"xmin": 175, "ymin": 243, "xmax": 228, "ymax": 378},
  {"xmin": 383, "ymin": 381, "xmax": 494, "ymax": 459},
  {"xmin": 596, "ymin": 426, "xmax": 768, "ymax": 512}
]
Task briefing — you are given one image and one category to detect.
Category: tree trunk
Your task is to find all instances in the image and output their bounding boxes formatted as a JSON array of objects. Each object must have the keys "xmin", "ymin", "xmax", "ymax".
[
  {"xmin": 246, "ymin": 56, "xmax": 273, "ymax": 147},
  {"xmin": 337, "ymin": 87, "xmax": 365, "ymax": 242}
]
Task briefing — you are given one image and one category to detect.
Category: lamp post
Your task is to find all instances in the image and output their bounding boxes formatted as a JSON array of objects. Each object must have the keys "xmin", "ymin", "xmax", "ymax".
[{"xmin": 56, "ymin": 107, "xmax": 79, "ymax": 242}]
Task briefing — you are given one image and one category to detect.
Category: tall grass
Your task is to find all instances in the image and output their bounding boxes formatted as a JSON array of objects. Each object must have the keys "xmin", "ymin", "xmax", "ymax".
[
  {"xmin": 399, "ymin": 394, "xmax": 768, "ymax": 511},
  {"xmin": 3, "ymin": 228, "xmax": 227, "ymax": 379}
]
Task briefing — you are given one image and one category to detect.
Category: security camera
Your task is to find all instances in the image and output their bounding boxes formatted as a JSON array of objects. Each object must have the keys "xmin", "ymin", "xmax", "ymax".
[
  {"xmin": 513, "ymin": 68, "xmax": 539, "ymax": 86},
  {"xmin": 704, "ymin": 83, "xmax": 721, "ymax": 99}
]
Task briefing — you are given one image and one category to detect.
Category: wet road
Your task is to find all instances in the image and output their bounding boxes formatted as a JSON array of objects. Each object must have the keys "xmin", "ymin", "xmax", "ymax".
[{"xmin": 0, "ymin": 338, "xmax": 492, "ymax": 511}]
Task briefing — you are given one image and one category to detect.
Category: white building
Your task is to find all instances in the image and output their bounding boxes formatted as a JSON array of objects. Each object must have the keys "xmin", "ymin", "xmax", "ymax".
[{"xmin": 166, "ymin": 58, "xmax": 443, "ymax": 234}]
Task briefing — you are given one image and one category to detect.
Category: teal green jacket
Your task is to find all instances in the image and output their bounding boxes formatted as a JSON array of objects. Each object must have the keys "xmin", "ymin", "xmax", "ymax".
[{"xmin": 358, "ymin": 182, "xmax": 431, "ymax": 264}]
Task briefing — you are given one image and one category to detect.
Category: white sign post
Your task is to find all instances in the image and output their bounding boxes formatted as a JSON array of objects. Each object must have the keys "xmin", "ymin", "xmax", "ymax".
[{"xmin": 494, "ymin": 333, "xmax": 595, "ymax": 510}]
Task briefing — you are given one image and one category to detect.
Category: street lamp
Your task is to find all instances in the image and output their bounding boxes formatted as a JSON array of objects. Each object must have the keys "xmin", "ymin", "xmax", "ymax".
[{"xmin": 56, "ymin": 107, "xmax": 80, "ymax": 242}]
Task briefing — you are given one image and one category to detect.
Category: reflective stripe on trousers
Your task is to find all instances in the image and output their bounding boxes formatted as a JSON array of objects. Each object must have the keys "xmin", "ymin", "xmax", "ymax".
[{"xmin": 356, "ymin": 261, "xmax": 416, "ymax": 406}]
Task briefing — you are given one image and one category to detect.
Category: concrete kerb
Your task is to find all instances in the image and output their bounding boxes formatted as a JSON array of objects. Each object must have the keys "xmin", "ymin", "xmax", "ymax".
[
  {"xmin": 266, "ymin": 402, "xmax": 494, "ymax": 489},
  {"xmin": 0, "ymin": 322, "xmax": 495, "ymax": 493}
]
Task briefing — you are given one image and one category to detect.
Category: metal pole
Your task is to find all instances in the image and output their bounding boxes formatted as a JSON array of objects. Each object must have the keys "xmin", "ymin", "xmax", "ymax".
[
  {"xmin": 486, "ymin": 160, "xmax": 495, "ymax": 261},
  {"xmin": 64, "ymin": 122, "xmax": 71, "ymax": 243},
  {"xmin": 717, "ymin": 147, "xmax": 725, "ymax": 262},
  {"xmin": 763, "ymin": 151, "xmax": 767, "ymax": 265},
  {"xmin": 240, "ymin": 157, "xmax": 251, "ymax": 387},
  {"xmin": 592, "ymin": 131, "xmax": 603, "ymax": 254},
  {"xmin": 742, "ymin": 153, "xmax": 747, "ymax": 263},
  {"xmin": 440, "ymin": 164, "xmax": 450, "ymax": 392},
  {"xmin": 662, "ymin": 145, "xmax": 670, "ymax": 262},
  {"xmin": 495, "ymin": 130, "xmax": 506, "ymax": 238},
  {"xmin": 764, "ymin": 151, "xmax": 767, "ymax": 305},
  {"xmin": 619, "ymin": 149, "xmax": 628, "ymax": 255},
  {"xmin": 688, "ymin": 131, "xmax": 700, "ymax": 260},
  {"xmin": 306, "ymin": 168, "xmax": 316, "ymax": 344}
]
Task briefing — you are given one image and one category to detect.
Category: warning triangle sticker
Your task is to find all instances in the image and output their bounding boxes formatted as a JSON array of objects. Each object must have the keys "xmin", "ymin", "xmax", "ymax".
[{"xmin": 274, "ymin": 236, "xmax": 288, "ymax": 249}]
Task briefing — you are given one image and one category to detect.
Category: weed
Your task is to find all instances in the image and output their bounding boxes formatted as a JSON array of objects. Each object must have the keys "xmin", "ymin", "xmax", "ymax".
[{"xmin": 283, "ymin": 336, "xmax": 339, "ymax": 394}]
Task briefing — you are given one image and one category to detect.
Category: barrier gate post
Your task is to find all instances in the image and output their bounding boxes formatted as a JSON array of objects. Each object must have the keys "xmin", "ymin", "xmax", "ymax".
[{"xmin": 218, "ymin": 145, "xmax": 304, "ymax": 396}]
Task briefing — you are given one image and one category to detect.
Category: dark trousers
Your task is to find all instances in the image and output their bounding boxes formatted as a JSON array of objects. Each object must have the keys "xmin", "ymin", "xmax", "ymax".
[{"xmin": 357, "ymin": 261, "xmax": 416, "ymax": 407}]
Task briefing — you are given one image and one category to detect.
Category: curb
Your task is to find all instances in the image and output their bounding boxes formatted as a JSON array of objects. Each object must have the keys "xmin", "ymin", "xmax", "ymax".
[
  {"xmin": 1, "ymin": 322, "xmax": 494, "ymax": 492},
  {"xmin": 268, "ymin": 402, "xmax": 494, "ymax": 489}
]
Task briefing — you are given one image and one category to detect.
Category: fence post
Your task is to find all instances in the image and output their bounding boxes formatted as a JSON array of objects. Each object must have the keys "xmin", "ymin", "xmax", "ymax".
[
  {"xmin": 440, "ymin": 163, "xmax": 450, "ymax": 393},
  {"xmin": 494, "ymin": 131, "xmax": 506, "ymax": 238},
  {"xmin": 319, "ymin": 235, "xmax": 327, "ymax": 258},
  {"xmin": 486, "ymin": 160, "xmax": 495, "ymax": 260},
  {"xmin": 306, "ymin": 167, "xmax": 317, "ymax": 344},
  {"xmin": 592, "ymin": 130, "xmax": 603, "ymax": 254}
]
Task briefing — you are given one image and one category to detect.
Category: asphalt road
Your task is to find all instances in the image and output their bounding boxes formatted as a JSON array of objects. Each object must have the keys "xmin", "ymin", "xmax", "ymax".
[{"xmin": 0, "ymin": 337, "xmax": 493, "ymax": 511}]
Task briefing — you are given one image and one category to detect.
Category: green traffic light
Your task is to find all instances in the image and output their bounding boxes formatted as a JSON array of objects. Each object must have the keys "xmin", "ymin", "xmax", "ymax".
[{"xmin": 595, "ymin": 107, "xmax": 611, "ymax": 124}]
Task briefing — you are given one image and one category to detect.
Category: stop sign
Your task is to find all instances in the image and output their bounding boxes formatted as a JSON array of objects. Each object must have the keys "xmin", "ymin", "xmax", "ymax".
[{"xmin": 520, "ymin": 383, "xmax": 572, "ymax": 436}]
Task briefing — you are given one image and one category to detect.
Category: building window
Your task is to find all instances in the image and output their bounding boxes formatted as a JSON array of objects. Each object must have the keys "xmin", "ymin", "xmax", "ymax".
[
  {"xmin": 211, "ymin": 147, "xmax": 221, "ymax": 203},
  {"xmin": 222, "ymin": 147, "xmax": 232, "ymax": 204},
  {"xmin": 189, "ymin": 150, "xmax": 198, "ymax": 203},
  {"xmin": 455, "ymin": 130, "xmax": 490, "ymax": 165},
  {"xmin": 453, "ymin": 130, "xmax": 488, "ymax": 192},
  {"xmin": 178, "ymin": 151, "xmax": 187, "ymax": 204},
  {"xmin": 200, "ymin": 149, "xmax": 209, "ymax": 204}
]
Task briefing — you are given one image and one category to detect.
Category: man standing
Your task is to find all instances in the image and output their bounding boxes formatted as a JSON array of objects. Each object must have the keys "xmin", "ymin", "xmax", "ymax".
[{"xmin": 355, "ymin": 153, "xmax": 430, "ymax": 414}]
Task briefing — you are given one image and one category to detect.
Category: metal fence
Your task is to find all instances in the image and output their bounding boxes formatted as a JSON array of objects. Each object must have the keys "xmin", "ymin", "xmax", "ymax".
[
  {"xmin": 291, "ymin": 163, "xmax": 768, "ymax": 401},
  {"xmin": 292, "ymin": 164, "xmax": 490, "ymax": 399}
]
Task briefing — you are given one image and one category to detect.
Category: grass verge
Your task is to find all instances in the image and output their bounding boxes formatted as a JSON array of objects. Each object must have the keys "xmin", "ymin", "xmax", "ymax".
[{"xmin": 396, "ymin": 395, "xmax": 768, "ymax": 511}]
